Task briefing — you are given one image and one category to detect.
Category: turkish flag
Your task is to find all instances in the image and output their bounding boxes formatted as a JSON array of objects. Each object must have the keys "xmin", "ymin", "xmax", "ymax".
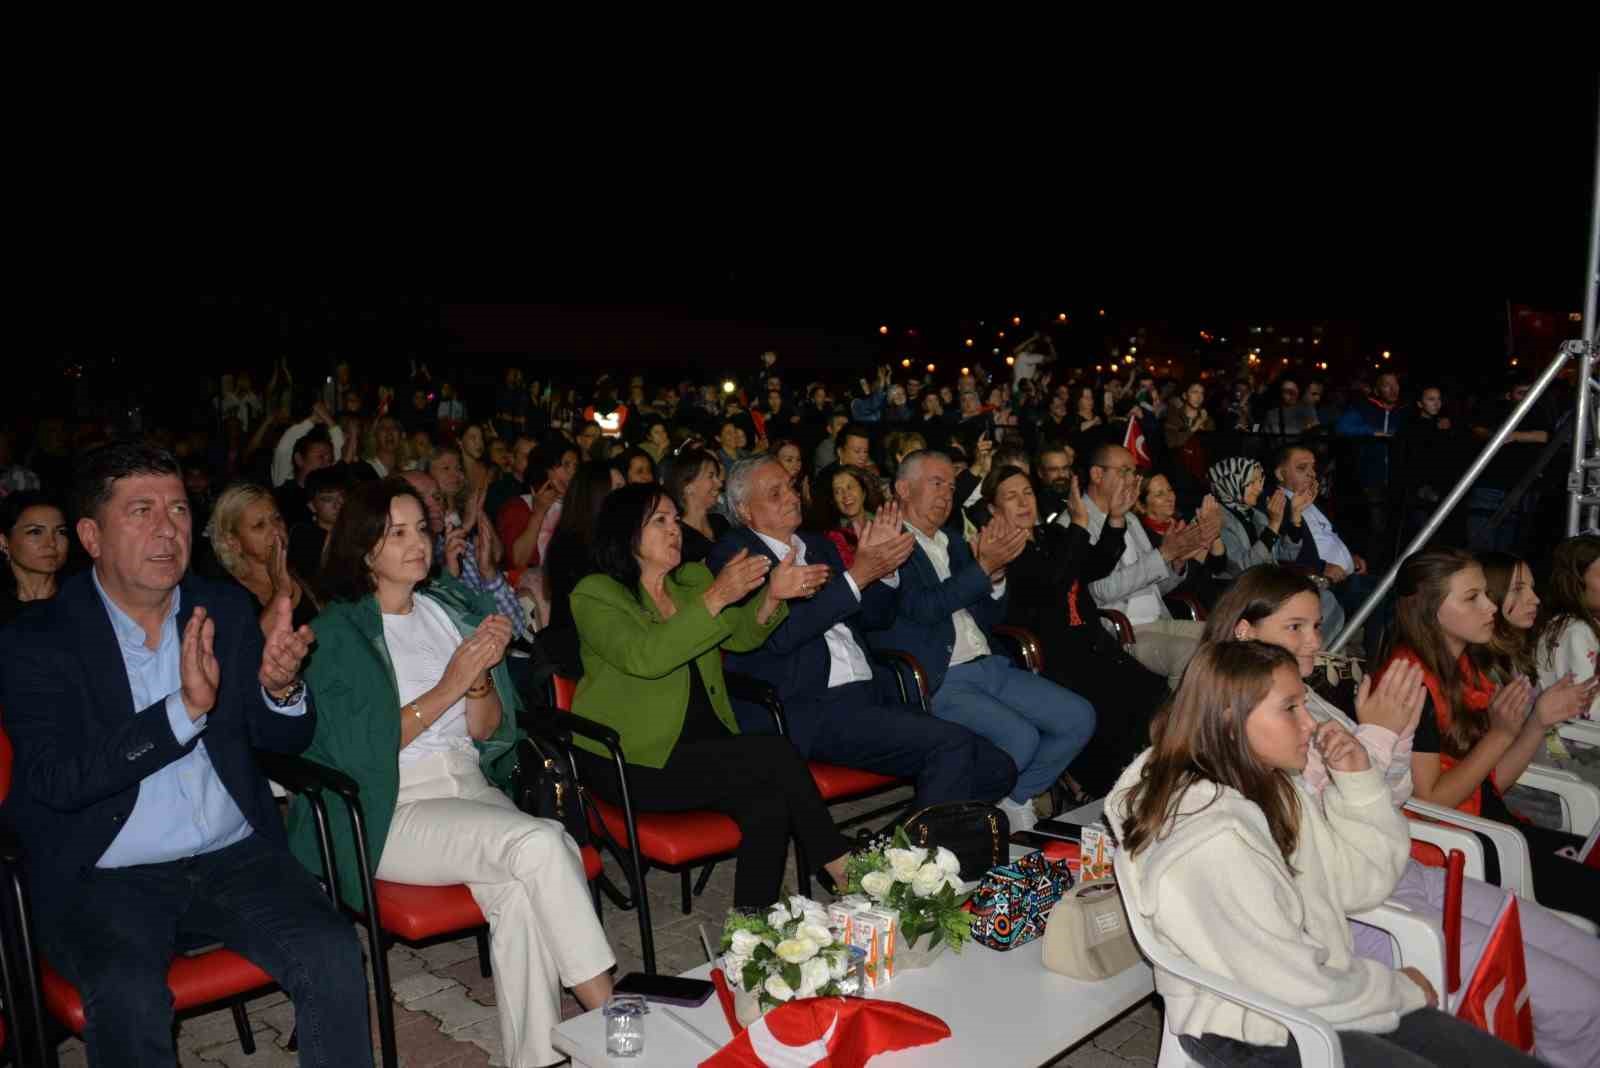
[
  {"xmin": 703, "ymin": 970, "xmax": 950, "ymax": 1067},
  {"xmin": 1123, "ymin": 413, "xmax": 1152, "ymax": 470},
  {"xmin": 1454, "ymin": 895, "xmax": 1535, "ymax": 1054}
]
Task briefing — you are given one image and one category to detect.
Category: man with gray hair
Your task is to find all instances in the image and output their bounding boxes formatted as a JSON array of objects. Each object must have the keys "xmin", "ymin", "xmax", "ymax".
[
  {"xmin": 709, "ymin": 457, "xmax": 1018, "ymax": 809},
  {"xmin": 863, "ymin": 450, "xmax": 1095, "ymax": 831}
]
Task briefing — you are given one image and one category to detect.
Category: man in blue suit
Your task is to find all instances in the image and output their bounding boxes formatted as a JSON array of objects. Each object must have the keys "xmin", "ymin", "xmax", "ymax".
[
  {"xmin": 708, "ymin": 457, "xmax": 1016, "ymax": 809},
  {"xmin": 867, "ymin": 450, "xmax": 1096, "ymax": 832},
  {"xmin": 1, "ymin": 443, "xmax": 371, "ymax": 1067}
]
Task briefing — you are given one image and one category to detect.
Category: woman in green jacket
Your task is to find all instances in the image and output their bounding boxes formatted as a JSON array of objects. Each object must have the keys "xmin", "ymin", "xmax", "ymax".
[
  {"xmin": 289, "ymin": 478, "xmax": 614, "ymax": 1068},
  {"xmin": 571, "ymin": 482, "xmax": 853, "ymax": 907}
]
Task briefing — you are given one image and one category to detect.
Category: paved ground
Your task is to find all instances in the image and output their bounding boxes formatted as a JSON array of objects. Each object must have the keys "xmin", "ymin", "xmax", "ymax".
[{"xmin": 50, "ymin": 787, "xmax": 1161, "ymax": 1066}]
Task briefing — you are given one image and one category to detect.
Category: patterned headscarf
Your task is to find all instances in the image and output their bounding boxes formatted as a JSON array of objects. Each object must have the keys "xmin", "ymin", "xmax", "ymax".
[{"xmin": 1207, "ymin": 456, "xmax": 1263, "ymax": 512}]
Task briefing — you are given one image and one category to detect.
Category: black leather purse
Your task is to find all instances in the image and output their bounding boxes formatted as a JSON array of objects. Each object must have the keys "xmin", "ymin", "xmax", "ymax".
[
  {"xmin": 515, "ymin": 735, "xmax": 590, "ymax": 846},
  {"xmin": 902, "ymin": 802, "xmax": 1010, "ymax": 880}
]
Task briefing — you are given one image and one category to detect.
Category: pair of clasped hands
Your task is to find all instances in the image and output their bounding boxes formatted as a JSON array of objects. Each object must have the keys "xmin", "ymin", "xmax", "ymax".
[{"xmin": 703, "ymin": 505, "xmax": 921, "ymax": 614}]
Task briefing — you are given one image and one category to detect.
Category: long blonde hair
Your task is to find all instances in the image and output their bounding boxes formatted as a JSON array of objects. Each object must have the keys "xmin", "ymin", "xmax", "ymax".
[{"xmin": 205, "ymin": 483, "xmax": 274, "ymax": 576}]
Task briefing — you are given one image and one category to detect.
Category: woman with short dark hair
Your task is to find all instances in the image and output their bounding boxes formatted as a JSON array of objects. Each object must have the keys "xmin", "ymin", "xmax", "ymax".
[
  {"xmin": 290, "ymin": 477, "xmax": 615, "ymax": 1068},
  {"xmin": 569, "ymin": 483, "xmax": 851, "ymax": 906}
]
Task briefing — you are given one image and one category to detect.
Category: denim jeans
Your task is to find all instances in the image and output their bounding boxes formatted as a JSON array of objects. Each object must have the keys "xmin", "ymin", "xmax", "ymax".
[
  {"xmin": 931, "ymin": 655, "xmax": 1095, "ymax": 803},
  {"xmin": 40, "ymin": 832, "xmax": 373, "ymax": 1068}
]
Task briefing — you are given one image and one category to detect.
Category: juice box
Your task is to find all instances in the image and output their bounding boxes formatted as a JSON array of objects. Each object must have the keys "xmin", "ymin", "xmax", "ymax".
[
  {"xmin": 1080, "ymin": 825, "xmax": 1115, "ymax": 882},
  {"xmin": 846, "ymin": 911, "xmax": 883, "ymax": 991},
  {"xmin": 859, "ymin": 906, "xmax": 899, "ymax": 987}
]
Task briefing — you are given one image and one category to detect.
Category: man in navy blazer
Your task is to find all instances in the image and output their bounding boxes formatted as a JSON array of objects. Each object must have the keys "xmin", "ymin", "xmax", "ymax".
[
  {"xmin": 865, "ymin": 450, "xmax": 1096, "ymax": 832},
  {"xmin": 1, "ymin": 444, "xmax": 371, "ymax": 1067},
  {"xmin": 708, "ymin": 457, "xmax": 1015, "ymax": 808}
]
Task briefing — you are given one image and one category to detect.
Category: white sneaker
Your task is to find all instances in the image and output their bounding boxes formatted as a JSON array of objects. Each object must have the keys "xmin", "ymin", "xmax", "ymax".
[{"xmin": 997, "ymin": 796, "xmax": 1038, "ymax": 833}]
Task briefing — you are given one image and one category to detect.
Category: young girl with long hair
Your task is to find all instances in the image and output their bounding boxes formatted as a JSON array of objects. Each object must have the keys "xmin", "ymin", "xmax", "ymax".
[
  {"xmin": 1111, "ymin": 640, "xmax": 1540, "ymax": 1067},
  {"xmin": 1379, "ymin": 549, "xmax": 1600, "ymax": 923},
  {"xmin": 1205, "ymin": 565, "xmax": 1600, "ymax": 1067},
  {"xmin": 1536, "ymin": 535, "xmax": 1600, "ymax": 721}
]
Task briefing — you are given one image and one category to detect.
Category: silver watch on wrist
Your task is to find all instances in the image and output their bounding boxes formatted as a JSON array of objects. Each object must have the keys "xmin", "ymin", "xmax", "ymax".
[{"xmin": 265, "ymin": 678, "xmax": 306, "ymax": 707}]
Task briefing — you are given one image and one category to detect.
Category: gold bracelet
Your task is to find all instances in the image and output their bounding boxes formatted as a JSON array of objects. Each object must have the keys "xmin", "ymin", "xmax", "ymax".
[{"xmin": 406, "ymin": 702, "xmax": 426, "ymax": 725}]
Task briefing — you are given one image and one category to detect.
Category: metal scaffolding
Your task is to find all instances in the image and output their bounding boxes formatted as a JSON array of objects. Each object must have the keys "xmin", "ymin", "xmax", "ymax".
[{"xmin": 1328, "ymin": 120, "xmax": 1600, "ymax": 653}]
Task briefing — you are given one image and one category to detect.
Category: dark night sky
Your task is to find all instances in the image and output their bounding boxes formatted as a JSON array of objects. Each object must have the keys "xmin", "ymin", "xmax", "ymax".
[{"xmin": 21, "ymin": 75, "xmax": 1599, "ymax": 414}]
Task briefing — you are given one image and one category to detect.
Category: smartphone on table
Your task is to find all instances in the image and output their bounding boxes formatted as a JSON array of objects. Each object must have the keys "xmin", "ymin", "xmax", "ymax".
[{"xmin": 612, "ymin": 972, "xmax": 716, "ymax": 1007}]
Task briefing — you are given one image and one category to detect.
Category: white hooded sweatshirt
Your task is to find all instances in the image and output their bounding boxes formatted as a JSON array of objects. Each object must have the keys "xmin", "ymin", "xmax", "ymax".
[{"xmin": 1108, "ymin": 750, "xmax": 1425, "ymax": 1047}]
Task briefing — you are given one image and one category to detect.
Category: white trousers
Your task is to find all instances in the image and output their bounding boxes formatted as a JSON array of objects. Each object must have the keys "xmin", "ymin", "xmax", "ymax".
[{"xmin": 376, "ymin": 750, "xmax": 615, "ymax": 1068}]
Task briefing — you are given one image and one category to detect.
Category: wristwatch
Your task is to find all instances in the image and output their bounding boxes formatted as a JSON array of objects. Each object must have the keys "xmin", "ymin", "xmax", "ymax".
[{"xmin": 265, "ymin": 679, "xmax": 306, "ymax": 707}]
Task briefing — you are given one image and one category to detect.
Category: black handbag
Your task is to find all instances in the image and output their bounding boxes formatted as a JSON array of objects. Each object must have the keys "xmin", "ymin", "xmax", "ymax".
[
  {"xmin": 902, "ymin": 802, "xmax": 1009, "ymax": 880},
  {"xmin": 515, "ymin": 734, "xmax": 590, "ymax": 846}
]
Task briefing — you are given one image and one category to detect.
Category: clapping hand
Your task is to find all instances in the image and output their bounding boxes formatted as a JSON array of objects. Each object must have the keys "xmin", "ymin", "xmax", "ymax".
[
  {"xmin": 975, "ymin": 515, "xmax": 1028, "ymax": 578},
  {"xmin": 259, "ymin": 594, "xmax": 315, "ymax": 698},
  {"xmin": 443, "ymin": 525, "xmax": 469, "ymax": 578},
  {"xmin": 1487, "ymin": 675, "xmax": 1535, "ymax": 738},
  {"xmin": 268, "ymin": 536, "xmax": 294, "ymax": 597},
  {"xmin": 1291, "ymin": 478, "xmax": 1318, "ymax": 523},
  {"xmin": 1066, "ymin": 472, "xmax": 1089, "ymax": 527},
  {"xmin": 1265, "ymin": 487, "xmax": 1288, "ymax": 530},
  {"xmin": 181, "ymin": 607, "xmax": 221, "ymax": 720},
  {"xmin": 440, "ymin": 614, "xmax": 512, "ymax": 700},
  {"xmin": 769, "ymin": 553, "xmax": 832, "ymax": 600},
  {"xmin": 474, "ymin": 504, "xmax": 502, "ymax": 577},
  {"xmin": 1533, "ymin": 673, "xmax": 1600, "ymax": 728},
  {"xmin": 851, "ymin": 504, "xmax": 915, "ymax": 586},
  {"xmin": 1106, "ymin": 473, "xmax": 1141, "ymax": 520},
  {"xmin": 704, "ymin": 549, "xmax": 771, "ymax": 615},
  {"xmin": 1355, "ymin": 659, "xmax": 1427, "ymax": 736}
]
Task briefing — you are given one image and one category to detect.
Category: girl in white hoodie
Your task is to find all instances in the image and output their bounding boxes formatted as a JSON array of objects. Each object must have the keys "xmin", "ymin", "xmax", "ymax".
[
  {"xmin": 1110, "ymin": 640, "xmax": 1543, "ymax": 1067},
  {"xmin": 1203, "ymin": 564, "xmax": 1600, "ymax": 1067}
]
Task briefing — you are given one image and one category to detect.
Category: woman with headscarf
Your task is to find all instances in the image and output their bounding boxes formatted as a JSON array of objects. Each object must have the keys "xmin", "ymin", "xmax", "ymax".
[{"xmin": 1206, "ymin": 456, "xmax": 1307, "ymax": 580}]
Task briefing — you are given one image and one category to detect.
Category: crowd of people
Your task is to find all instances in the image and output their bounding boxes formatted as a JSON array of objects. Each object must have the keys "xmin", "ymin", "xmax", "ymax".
[{"xmin": 0, "ymin": 345, "xmax": 1596, "ymax": 1067}]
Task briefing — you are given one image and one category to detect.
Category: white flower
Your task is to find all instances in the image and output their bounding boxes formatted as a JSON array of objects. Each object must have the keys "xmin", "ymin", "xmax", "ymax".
[
  {"xmin": 788, "ymin": 895, "xmax": 816, "ymax": 919},
  {"xmin": 912, "ymin": 862, "xmax": 947, "ymax": 897},
  {"xmin": 944, "ymin": 871, "xmax": 965, "ymax": 894},
  {"xmin": 860, "ymin": 870, "xmax": 895, "ymax": 899},
  {"xmin": 721, "ymin": 954, "xmax": 749, "ymax": 986},
  {"xmin": 729, "ymin": 930, "xmax": 764, "ymax": 957},
  {"xmin": 800, "ymin": 905, "xmax": 832, "ymax": 931},
  {"xmin": 935, "ymin": 846, "xmax": 961, "ymax": 876},
  {"xmin": 798, "ymin": 955, "xmax": 831, "ymax": 997},
  {"xmin": 767, "ymin": 905, "xmax": 793, "ymax": 929},
  {"xmin": 885, "ymin": 847, "xmax": 927, "ymax": 882},
  {"xmin": 828, "ymin": 948, "xmax": 850, "ymax": 979},
  {"xmin": 764, "ymin": 975, "xmax": 795, "ymax": 1002},
  {"xmin": 797, "ymin": 923, "xmax": 833, "ymax": 948},
  {"xmin": 775, "ymin": 937, "xmax": 819, "ymax": 964}
]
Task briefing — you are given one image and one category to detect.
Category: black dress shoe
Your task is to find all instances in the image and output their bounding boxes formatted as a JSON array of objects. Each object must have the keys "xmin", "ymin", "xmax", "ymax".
[{"xmin": 814, "ymin": 867, "xmax": 842, "ymax": 897}]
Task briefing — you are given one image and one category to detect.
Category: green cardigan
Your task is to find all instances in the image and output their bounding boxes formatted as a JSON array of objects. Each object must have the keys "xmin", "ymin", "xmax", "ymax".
[
  {"xmin": 286, "ymin": 573, "xmax": 522, "ymax": 909},
  {"xmin": 570, "ymin": 563, "xmax": 786, "ymax": 769}
]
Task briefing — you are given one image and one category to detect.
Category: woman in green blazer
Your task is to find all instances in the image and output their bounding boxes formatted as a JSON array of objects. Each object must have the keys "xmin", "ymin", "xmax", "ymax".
[
  {"xmin": 571, "ymin": 482, "xmax": 853, "ymax": 907},
  {"xmin": 288, "ymin": 478, "xmax": 614, "ymax": 1068}
]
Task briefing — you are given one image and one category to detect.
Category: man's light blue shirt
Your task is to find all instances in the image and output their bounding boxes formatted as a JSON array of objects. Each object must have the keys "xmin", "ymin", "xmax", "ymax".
[{"xmin": 92, "ymin": 571, "xmax": 306, "ymax": 868}]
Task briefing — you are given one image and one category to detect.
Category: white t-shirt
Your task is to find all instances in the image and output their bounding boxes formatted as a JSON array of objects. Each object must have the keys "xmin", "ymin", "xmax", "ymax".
[{"xmin": 383, "ymin": 597, "xmax": 477, "ymax": 768}]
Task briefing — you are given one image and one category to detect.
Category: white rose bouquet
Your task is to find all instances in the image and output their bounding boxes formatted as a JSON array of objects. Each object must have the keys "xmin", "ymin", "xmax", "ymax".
[
  {"xmin": 718, "ymin": 896, "xmax": 858, "ymax": 1011},
  {"xmin": 844, "ymin": 827, "xmax": 974, "ymax": 952}
]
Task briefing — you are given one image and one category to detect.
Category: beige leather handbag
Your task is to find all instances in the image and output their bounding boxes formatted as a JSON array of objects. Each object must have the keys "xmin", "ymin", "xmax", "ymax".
[{"xmin": 1040, "ymin": 879, "xmax": 1141, "ymax": 980}]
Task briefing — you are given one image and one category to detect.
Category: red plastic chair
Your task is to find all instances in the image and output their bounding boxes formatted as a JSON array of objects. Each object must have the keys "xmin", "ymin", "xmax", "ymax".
[
  {"xmin": 0, "ymin": 723, "xmax": 280, "ymax": 1066},
  {"xmin": 260, "ymin": 744, "xmax": 606, "ymax": 1068}
]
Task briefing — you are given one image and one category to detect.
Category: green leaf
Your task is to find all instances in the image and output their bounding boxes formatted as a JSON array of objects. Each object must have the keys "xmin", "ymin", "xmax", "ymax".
[
  {"xmin": 892, "ymin": 825, "xmax": 912, "ymax": 850},
  {"xmin": 743, "ymin": 960, "xmax": 765, "ymax": 991},
  {"xmin": 753, "ymin": 943, "xmax": 775, "ymax": 962},
  {"xmin": 782, "ymin": 962, "xmax": 802, "ymax": 989},
  {"xmin": 928, "ymin": 927, "xmax": 944, "ymax": 950}
]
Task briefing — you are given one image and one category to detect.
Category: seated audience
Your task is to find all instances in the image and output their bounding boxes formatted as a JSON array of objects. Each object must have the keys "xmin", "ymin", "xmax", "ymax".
[
  {"xmin": 712, "ymin": 456, "xmax": 1015, "ymax": 808},
  {"xmin": 1205, "ymin": 564, "xmax": 1600, "ymax": 1068},
  {"xmin": 273, "ymin": 425, "xmax": 335, "ymax": 525},
  {"xmin": 1111, "ymin": 640, "xmax": 1543, "ymax": 1068},
  {"xmin": 1272, "ymin": 444, "xmax": 1375, "ymax": 650},
  {"xmin": 1207, "ymin": 457, "xmax": 1306, "ymax": 578},
  {"xmin": 539, "ymin": 460, "xmax": 623, "ymax": 677},
  {"xmin": 0, "ymin": 490, "xmax": 69, "ymax": 628},
  {"xmin": 270, "ymin": 400, "xmax": 346, "ymax": 487},
  {"xmin": 865, "ymin": 450, "xmax": 1096, "ymax": 831},
  {"xmin": 1072, "ymin": 444, "xmax": 1214, "ymax": 689},
  {"xmin": 1032, "ymin": 441, "xmax": 1076, "ymax": 522},
  {"xmin": 1536, "ymin": 535, "xmax": 1600, "ymax": 721},
  {"xmin": 207, "ymin": 482, "xmax": 320, "ymax": 630},
  {"xmin": 498, "ymin": 441, "xmax": 580, "ymax": 571},
  {"xmin": 985, "ymin": 465, "xmax": 1167, "ymax": 797},
  {"xmin": 619, "ymin": 445, "xmax": 656, "ymax": 485},
  {"xmin": 1379, "ymin": 549, "xmax": 1600, "ymax": 923},
  {"xmin": 661, "ymin": 446, "xmax": 728, "ymax": 565},
  {"xmin": 807, "ymin": 463, "xmax": 879, "ymax": 569},
  {"xmin": 287, "ymin": 465, "xmax": 346, "ymax": 585},
  {"xmin": 291, "ymin": 478, "xmax": 614, "ymax": 1068},
  {"xmin": 400, "ymin": 469, "xmax": 525, "ymax": 640},
  {"xmin": 1478, "ymin": 551, "xmax": 1600, "ymax": 825},
  {"xmin": 2, "ymin": 443, "xmax": 369, "ymax": 1066},
  {"xmin": 569, "ymin": 483, "xmax": 853, "ymax": 906}
]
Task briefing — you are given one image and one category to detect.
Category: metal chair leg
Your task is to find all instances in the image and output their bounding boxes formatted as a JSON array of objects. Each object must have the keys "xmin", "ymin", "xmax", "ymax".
[
  {"xmin": 680, "ymin": 869, "xmax": 693, "ymax": 915},
  {"xmin": 231, "ymin": 1001, "xmax": 254, "ymax": 1054},
  {"xmin": 476, "ymin": 929, "xmax": 492, "ymax": 978},
  {"xmin": 692, "ymin": 863, "xmax": 717, "ymax": 899}
]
